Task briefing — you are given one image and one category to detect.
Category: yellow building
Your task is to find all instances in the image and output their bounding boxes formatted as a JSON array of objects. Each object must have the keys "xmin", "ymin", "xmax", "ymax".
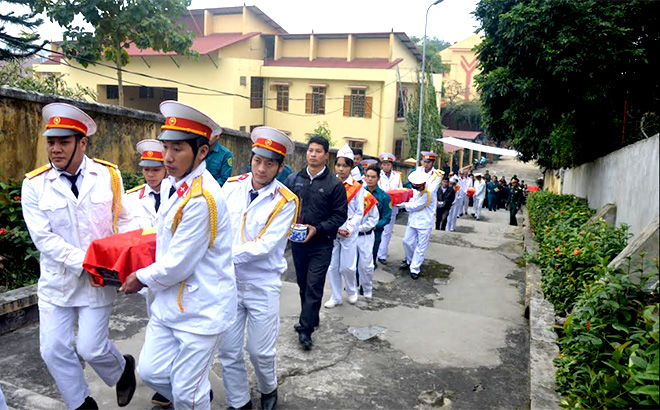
[
  {"xmin": 34, "ymin": 5, "xmax": 423, "ymax": 159},
  {"xmin": 439, "ymin": 34, "xmax": 483, "ymax": 101}
]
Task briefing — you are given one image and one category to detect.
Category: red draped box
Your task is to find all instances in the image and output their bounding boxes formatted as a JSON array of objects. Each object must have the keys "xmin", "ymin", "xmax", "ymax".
[
  {"xmin": 83, "ymin": 228, "xmax": 157, "ymax": 287},
  {"xmin": 467, "ymin": 187, "xmax": 476, "ymax": 198},
  {"xmin": 388, "ymin": 188, "xmax": 413, "ymax": 207}
]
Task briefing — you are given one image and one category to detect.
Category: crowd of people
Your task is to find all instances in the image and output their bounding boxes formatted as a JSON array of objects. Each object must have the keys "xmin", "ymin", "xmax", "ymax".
[{"xmin": 12, "ymin": 99, "xmax": 525, "ymax": 410}]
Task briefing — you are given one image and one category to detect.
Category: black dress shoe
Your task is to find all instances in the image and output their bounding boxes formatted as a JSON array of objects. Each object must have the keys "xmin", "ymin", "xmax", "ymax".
[
  {"xmin": 227, "ymin": 399, "xmax": 252, "ymax": 410},
  {"xmin": 399, "ymin": 260, "xmax": 410, "ymax": 269},
  {"xmin": 410, "ymin": 271, "xmax": 420, "ymax": 280},
  {"xmin": 299, "ymin": 333, "xmax": 313, "ymax": 351},
  {"xmin": 76, "ymin": 396, "xmax": 98, "ymax": 410},
  {"xmin": 151, "ymin": 392, "xmax": 172, "ymax": 407},
  {"xmin": 261, "ymin": 388, "xmax": 278, "ymax": 410},
  {"xmin": 116, "ymin": 354, "xmax": 137, "ymax": 407},
  {"xmin": 378, "ymin": 258, "xmax": 387, "ymax": 265}
]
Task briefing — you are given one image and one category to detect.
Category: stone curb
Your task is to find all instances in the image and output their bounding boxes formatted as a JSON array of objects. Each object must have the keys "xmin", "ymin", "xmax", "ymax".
[
  {"xmin": 0, "ymin": 285, "xmax": 38, "ymax": 336},
  {"xmin": 0, "ymin": 381, "xmax": 65, "ymax": 410},
  {"xmin": 522, "ymin": 208, "xmax": 561, "ymax": 410}
]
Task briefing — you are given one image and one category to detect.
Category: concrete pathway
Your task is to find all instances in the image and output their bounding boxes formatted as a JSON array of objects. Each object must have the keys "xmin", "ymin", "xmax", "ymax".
[{"xmin": 1, "ymin": 158, "xmax": 539, "ymax": 410}]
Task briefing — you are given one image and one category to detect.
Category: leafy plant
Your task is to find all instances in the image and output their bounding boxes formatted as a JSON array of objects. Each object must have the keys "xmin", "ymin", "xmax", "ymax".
[
  {"xmin": 0, "ymin": 179, "xmax": 39, "ymax": 290},
  {"xmin": 121, "ymin": 171, "xmax": 144, "ymax": 192},
  {"xmin": 0, "ymin": 59, "xmax": 96, "ymax": 100}
]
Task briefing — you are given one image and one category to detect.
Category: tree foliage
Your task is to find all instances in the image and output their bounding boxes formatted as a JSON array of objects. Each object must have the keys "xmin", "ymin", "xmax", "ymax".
[
  {"xmin": 406, "ymin": 71, "xmax": 444, "ymax": 159},
  {"xmin": 0, "ymin": 59, "xmax": 96, "ymax": 100},
  {"xmin": 311, "ymin": 121, "xmax": 335, "ymax": 147},
  {"xmin": 30, "ymin": 0, "xmax": 197, "ymax": 106},
  {"xmin": 0, "ymin": 0, "xmax": 46, "ymax": 60},
  {"xmin": 411, "ymin": 36, "xmax": 451, "ymax": 74},
  {"xmin": 441, "ymin": 80, "xmax": 483, "ymax": 131},
  {"xmin": 474, "ymin": 0, "xmax": 660, "ymax": 168}
]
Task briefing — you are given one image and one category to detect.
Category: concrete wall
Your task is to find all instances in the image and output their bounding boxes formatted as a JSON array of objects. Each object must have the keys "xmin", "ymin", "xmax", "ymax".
[
  {"xmin": 544, "ymin": 134, "xmax": 659, "ymax": 236},
  {"xmin": 0, "ymin": 86, "xmax": 413, "ymax": 182}
]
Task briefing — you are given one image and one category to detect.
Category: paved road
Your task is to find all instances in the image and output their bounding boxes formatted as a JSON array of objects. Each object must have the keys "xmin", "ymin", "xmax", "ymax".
[{"xmin": 1, "ymin": 157, "xmax": 540, "ymax": 410}]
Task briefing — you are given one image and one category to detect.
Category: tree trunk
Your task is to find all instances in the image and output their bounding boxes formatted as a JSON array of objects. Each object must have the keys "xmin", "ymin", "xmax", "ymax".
[{"xmin": 115, "ymin": 40, "xmax": 124, "ymax": 107}]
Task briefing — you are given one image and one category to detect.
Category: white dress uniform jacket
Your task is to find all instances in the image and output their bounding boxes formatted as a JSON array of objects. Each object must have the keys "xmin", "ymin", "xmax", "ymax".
[
  {"xmin": 125, "ymin": 184, "xmax": 159, "ymax": 229},
  {"xmin": 421, "ymin": 167, "xmax": 443, "ymax": 202},
  {"xmin": 136, "ymin": 161, "xmax": 237, "ymax": 336},
  {"xmin": 377, "ymin": 169, "xmax": 403, "ymax": 261},
  {"xmin": 473, "ymin": 179, "xmax": 487, "ymax": 219},
  {"xmin": 218, "ymin": 173, "xmax": 298, "ymax": 408},
  {"xmin": 21, "ymin": 156, "xmax": 136, "ymax": 307}
]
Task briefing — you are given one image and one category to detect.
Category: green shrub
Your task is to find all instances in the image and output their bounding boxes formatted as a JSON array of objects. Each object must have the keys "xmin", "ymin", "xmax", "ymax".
[
  {"xmin": 121, "ymin": 171, "xmax": 144, "ymax": 192},
  {"xmin": 0, "ymin": 179, "xmax": 40, "ymax": 290},
  {"xmin": 555, "ymin": 261, "xmax": 659, "ymax": 409}
]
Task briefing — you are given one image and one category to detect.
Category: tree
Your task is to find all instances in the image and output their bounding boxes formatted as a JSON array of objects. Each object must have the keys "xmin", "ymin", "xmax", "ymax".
[
  {"xmin": 0, "ymin": 0, "xmax": 46, "ymax": 60},
  {"xmin": 311, "ymin": 121, "xmax": 335, "ymax": 147},
  {"xmin": 474, "ymin": 0, "xmax": 660, "ymax": 168},
  {"xmin": 30, "ymin": 0, "xmax": 197, "ymax": 106},
  {"xmin": 1, "ymin": 58, "xmax": 96, "ymax": 100},
  {"xmin": 411, "ymin": 36, "xmax": 452, "ymax": 74},
  {"xmin": 406, "ymin": 71, "xmax": 444, "ymax": 159}
]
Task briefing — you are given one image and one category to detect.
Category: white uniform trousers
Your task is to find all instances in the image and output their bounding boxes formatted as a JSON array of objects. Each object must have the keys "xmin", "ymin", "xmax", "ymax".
[
  {"xmin": 327, "ymin": 235, "xmax": 358, "ymax": 303},
  {"xmin": 0, "ymin": 385, "xmax": 8, "ymax": 410},
  {"xmin": 217, "ymin": 280, "xmax": 281, "ymax": 408},
  {"xmin": 138, "ymin": 319, "xmax": 222, "ymax": 410},
  {"xmin": 38, "ymin": 299, "xmax": 126, "ymax": 410},
  {"xmin": 356, "ymin": 232, "xmax": 375, "ymax": 295},
  {"xmin": 377, "ymin": 207, "xmax": 398, "ymax": 260},
  {"xmin": 462, "ymin": 195, "xmax": 470, "ymax": 215},
  {"xmin": 474, "ymin": 197, "xmax": 484, "ymax": 219},
  {"xmin": 402, "ymin": 226, "xmax": 432, "ymax": 275},
  {"xmin": 446, "ymin": 202, "xmax": 461, "ymax": 232}
]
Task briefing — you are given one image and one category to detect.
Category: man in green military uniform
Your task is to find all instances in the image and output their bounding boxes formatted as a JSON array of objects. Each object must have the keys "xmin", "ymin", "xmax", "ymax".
[
  {"xmin": 507, "ymin": 176, "xmax": 524, "ymax": 226},
  {"xmin": 363, "ymin": 165, "xmax": 392, "ymax": 268},
  {"xmin": 205, "ymin": 134, "xmax": 233, "ymax": 186}
]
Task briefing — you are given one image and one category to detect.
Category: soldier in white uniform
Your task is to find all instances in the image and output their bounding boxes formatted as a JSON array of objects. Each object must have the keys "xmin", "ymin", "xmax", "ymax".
[
  {"xmin": 21, "ymin": 103, "xmax": 138, "ymax": 410},
  {"xmin": 419, "ymin": 151, "xmax": 443, "ymax": 200},
  {"xmin": 398, "ymin": 170, "xmax": 435, "ymax": 279},
  {"xmin": 473, "ymin": 173, "xmax": 487, "ymax": 220},
  {"xmin": 120, "ymin": 101, "xmax": 237, "ymax": 410},
  {"xmin": 324, "ymin": 144, "xmax": 364, "ymax": 308},
  {"xmin": 218, "ymin": 127, "xmax": 298, "ymax": 410},
  {"xmin": 376, "ymin": 152, "xmax": 402, "ymax": 264},
  {"xmin": 356, "ymin": 187, "xmax": 379, "ymax": 298},
  {"xmin": 125, "ymin": 139, "xmax": 166, "ymax": 229}
]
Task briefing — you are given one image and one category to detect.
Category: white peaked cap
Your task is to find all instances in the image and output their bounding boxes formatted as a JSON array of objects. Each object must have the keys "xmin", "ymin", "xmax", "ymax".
[
  {"xmin": 337, "ymin": 144, "xmax": 354, "ymax": 161},
  {"xmin": 136, "ymin": 139, "xmax": 165, "ymax": 167},
  {"xmin": 408, "ymin": 170, "xmax": 427, "ymax": 185},
  {"xmin": 42, "ymin": 103, "xmax": 97, "ymax": 137}
]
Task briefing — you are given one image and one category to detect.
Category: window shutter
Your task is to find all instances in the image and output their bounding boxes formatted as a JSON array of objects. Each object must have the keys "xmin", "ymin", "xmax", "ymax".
[
  {"xmin": 306, "ymin": 93, "xmax": 312, "ymax": 114},
  {"xmin": 365, "ymin": 96, "xmax": 373, "ymax": 118},
  {"xmin": 343, "ymin": 95, "xmax": 351, "ymax": 117}
]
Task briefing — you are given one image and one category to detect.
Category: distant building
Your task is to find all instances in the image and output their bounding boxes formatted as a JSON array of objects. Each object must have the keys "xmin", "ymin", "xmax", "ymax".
[
  {"xmin": 33, "ymin": 5, "xmax": 423, "ymax": 158},
  {"xmin": 439, "ymin": 34, "xmax": 483, "ymax": 101}
]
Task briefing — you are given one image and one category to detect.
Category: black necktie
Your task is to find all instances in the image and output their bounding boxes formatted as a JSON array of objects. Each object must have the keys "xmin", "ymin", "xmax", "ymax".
[
  {"xmin": 249, "ymin": 190, "xmax": 259, "ymax": 204},
  {"xmin": 64, "ymin": 173, "xmax": 79, "ymax": 198},
  {"xmin": 169, "ymin": 185, "xmax": 176, "ymax": 198},
  {"xmin": 152, "ymin": 192, "xmax": 161, "ymax": 212}
]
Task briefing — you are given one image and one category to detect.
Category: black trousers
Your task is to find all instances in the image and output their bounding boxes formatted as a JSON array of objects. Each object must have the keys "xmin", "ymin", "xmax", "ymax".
[
  {"xmin": 436, "ymin": 207, "xmax": 450, "ymax": 230},
  {"xmin": 291, "ymin": 241, "xmax": 334, "ymax": 335},
  {"xmin": 509, "ymin": 206, "xmax": 519, "ymax": 226}
]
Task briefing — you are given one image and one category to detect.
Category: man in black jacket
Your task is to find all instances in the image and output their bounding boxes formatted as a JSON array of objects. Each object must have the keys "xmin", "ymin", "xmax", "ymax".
[
  {"xmin": 285, "ymin": 136, "xmax": 348, "ymax": 351},
  {"xmin": 436, "ymin": 178, "xmax": 455, "ymax": 230}
]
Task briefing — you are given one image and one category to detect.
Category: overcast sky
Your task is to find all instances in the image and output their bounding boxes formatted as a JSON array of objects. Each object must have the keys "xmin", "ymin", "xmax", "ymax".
[{"xmin": 6, "ymin": 0, "xmax": 480, "ymax": 45}]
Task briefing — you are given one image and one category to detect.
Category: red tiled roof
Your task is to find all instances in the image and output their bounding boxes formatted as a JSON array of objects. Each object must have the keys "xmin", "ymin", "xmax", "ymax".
[
  {"xmin": 264, "ymin": 57, "xmax": 403, "ymax": 69},
  {"xmin": 442, "ymin": 144, "xmax": 462, "ymax": 153},
  {"xmin": 442, "ymin": 129, "xmax": 483, "ymax": 141},
  {"xmin": 125, "ymin": 32, "xmax": 260, "ymax": 56}
]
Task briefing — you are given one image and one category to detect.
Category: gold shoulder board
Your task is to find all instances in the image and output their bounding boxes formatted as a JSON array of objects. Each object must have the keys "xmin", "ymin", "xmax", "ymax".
[
  {"xmin": 25, "ymin": 163, "xmax": 52, "ymax": 179},
  {"xmin": 278, "ymin": 186, "xmax": 297, "ymax": 202},
  {"xmin": 92, "ymin": 158, "xmax": 118, "ymax": 169},
  {"xmin": 126, "ymin": 184, "xmax": 145, "ymax": 194}
]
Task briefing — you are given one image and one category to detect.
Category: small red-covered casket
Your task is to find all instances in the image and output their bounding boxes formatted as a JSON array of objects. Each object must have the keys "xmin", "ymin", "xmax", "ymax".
[
  {"xmin": 467, "ymin": 186, "xmax": 476, "ymax": 198},
  {"xmin": 83, "ymin": 228, "xmax": 157, "ymax": 286},
  {"xmin": 388, "ymin": 188, "xmax": 413, "ymax": 207}
]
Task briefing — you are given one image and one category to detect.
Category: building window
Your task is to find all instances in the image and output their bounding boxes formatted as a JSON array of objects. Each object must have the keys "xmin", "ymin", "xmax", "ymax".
[
  {"xmin": 306, "ymin": 87, "xmax": 326, "ymax": 114},
  {"xmin": 250, "ymin": 77, "xmax": 264, "ymax": 109},
  {"xmin": 239, "ymin": 126, "xmax": 247, "ymax": 132},
  {"xmin": 106, "ymin": 85, "xmax": 118, "ymax": 100},
  {"xmin": 250, "ymin": 125, "xmax": 263, "ymax": 132},
  {"xmin": 139, "ymin": 86, "xmax": 154, "ymax": 99},
  {"xmin": 348, "ymin": 140, "xmax": 364, "ymax": 151},
  {"xmin": 343, "ymin": 89, "xmax": 372, "ymax": 118},
  {"xmin": 162, "ymin": 88, "xmax": 178, "ymax": 100},
  {"xmin": 276, "ymin": 85, "xmax": 289, "ymax": 112},
  {"xmin": 396, "ymin": 87, "xmax": 407, "ymax": 119},
  {"xmin": 394, "ymin": 139, "xmax": 404, "ymax": 160}
]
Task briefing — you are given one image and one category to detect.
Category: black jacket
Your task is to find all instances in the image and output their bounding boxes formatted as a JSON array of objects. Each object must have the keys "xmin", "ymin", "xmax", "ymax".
[
  {"xmin": 285, "ymin": 166, "xmax": 348, "ymax": 244},
  {"xmin": 437, "ymin": 185, "xmax": 455, "ymax": 211}
]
